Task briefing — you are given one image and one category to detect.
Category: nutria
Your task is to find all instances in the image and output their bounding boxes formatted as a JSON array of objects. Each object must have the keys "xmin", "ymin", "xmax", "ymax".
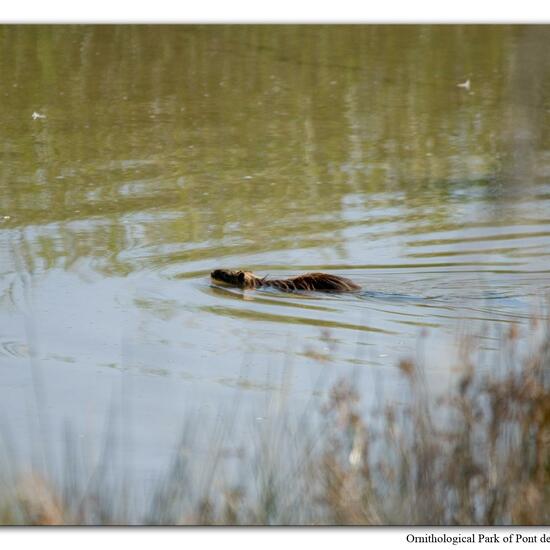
[{"xmin": 210, "ymin": 269, "xmax": 361, "ymax": 293}]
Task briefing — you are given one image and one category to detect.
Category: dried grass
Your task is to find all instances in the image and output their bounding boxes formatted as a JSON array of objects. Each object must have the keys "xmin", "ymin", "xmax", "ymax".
[{"xmin": 1, "ymin": 321, "xmax": 548, "ymax": 525}]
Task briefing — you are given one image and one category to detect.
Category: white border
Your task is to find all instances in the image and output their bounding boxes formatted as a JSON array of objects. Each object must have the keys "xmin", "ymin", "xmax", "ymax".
[
  {"xmin": 1, "ymin": 0, "xmax": 550, "ymax": 23},
  {"xmin": 3, "ymin": 527, "xmax": 550, "ymax": 550}
]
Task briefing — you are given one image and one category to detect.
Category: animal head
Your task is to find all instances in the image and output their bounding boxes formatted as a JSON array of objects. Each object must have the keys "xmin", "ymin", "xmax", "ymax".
[{"xmin": 210, "ymin": 269, "xmax": 260, "ymax": 288}]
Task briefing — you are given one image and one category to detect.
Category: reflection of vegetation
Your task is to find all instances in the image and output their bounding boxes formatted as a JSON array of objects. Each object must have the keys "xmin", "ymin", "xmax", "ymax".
[
  {"xmin": 202, "ymin": 304, "xmax": 396, "ymax": 334},
  {"xmin": 1, "ymin": 26, "xmax": 550, "ymax": 276},
  {"xmin": 499, "ymin": 26, "xmax": 550, "ymax": 188},
  {"xmin": 1, "ymin": 321, "xmax": 548, "ymax": 524}
]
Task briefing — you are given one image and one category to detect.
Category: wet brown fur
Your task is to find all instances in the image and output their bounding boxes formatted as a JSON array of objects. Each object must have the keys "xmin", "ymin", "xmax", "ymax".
[{"xmin": 210, "ymin": 269, "xmax": 361, "ymax": 293}]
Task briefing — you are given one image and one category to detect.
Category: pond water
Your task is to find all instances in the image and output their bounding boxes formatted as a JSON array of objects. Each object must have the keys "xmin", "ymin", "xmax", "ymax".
[{"xmin": 1, "ymin": 25, "xmax": 550, "ymax": 481}]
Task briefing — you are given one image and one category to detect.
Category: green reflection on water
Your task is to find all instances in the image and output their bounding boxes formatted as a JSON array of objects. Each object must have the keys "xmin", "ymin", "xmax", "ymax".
[{"xmin": 1, "ymin": 25, "xmax": 550, "ymax": 278}]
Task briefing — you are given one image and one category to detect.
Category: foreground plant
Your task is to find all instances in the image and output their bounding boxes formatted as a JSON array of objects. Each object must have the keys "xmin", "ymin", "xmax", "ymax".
[{"xmin": 1, "ymin": 322, "xmax": 548, "ymax": 525}]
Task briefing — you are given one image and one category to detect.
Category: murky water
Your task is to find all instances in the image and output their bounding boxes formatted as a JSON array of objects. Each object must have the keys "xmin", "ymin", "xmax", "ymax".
[{"xmin": 1, "ymin": 25, "xmax": 550, "ymax": 478}]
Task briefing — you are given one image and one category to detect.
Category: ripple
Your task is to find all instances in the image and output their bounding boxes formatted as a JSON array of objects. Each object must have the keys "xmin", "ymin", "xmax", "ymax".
[
  {"xmin": 407, "ymin": 230, "xmax": 550, "ymax": 248},
  {"xmin": 0, "ymin": 340, "xmax": 29, "ymax": 359},
  {"xmin": 205, "ymin": 284, "xmax": 339, "ymax": 313},
  {"xmin": 202, "ymin": 305, "xmax": 397, "ymax": 335}
]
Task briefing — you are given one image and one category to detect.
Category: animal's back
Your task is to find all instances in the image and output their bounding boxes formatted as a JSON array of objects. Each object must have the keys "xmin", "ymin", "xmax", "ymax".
[{"xmin": 269, "ymin": 272, "xmax": 360, "ymax": 292}]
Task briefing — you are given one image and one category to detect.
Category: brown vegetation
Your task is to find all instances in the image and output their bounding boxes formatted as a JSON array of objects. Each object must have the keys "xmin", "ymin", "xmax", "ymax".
[{"xmin": 1, "ymin": 321, "xmax": 548, "ymax": 525}]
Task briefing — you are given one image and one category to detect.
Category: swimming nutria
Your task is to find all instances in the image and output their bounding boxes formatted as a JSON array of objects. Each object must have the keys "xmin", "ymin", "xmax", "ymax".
[{"xmin": 211, "ymin": 269, "xmax": 361, "ymax": 293}]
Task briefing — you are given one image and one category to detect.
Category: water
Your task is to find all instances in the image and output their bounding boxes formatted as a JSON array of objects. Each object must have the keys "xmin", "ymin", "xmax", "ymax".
[{"xmin": 1, "ymin": 25, "xmax": 550, "ymax": 480}]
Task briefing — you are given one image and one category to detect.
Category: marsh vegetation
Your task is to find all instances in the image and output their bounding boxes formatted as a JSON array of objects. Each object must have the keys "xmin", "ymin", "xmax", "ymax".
[{"xmin": 1, "ymin": 317, "xmax": 549, "ymax": 525}]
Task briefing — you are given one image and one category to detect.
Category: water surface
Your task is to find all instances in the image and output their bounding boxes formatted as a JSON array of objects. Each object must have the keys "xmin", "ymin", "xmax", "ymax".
[{"xmin": 1, "ymin": 25, "xmax": 550, "ymax": 478}]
